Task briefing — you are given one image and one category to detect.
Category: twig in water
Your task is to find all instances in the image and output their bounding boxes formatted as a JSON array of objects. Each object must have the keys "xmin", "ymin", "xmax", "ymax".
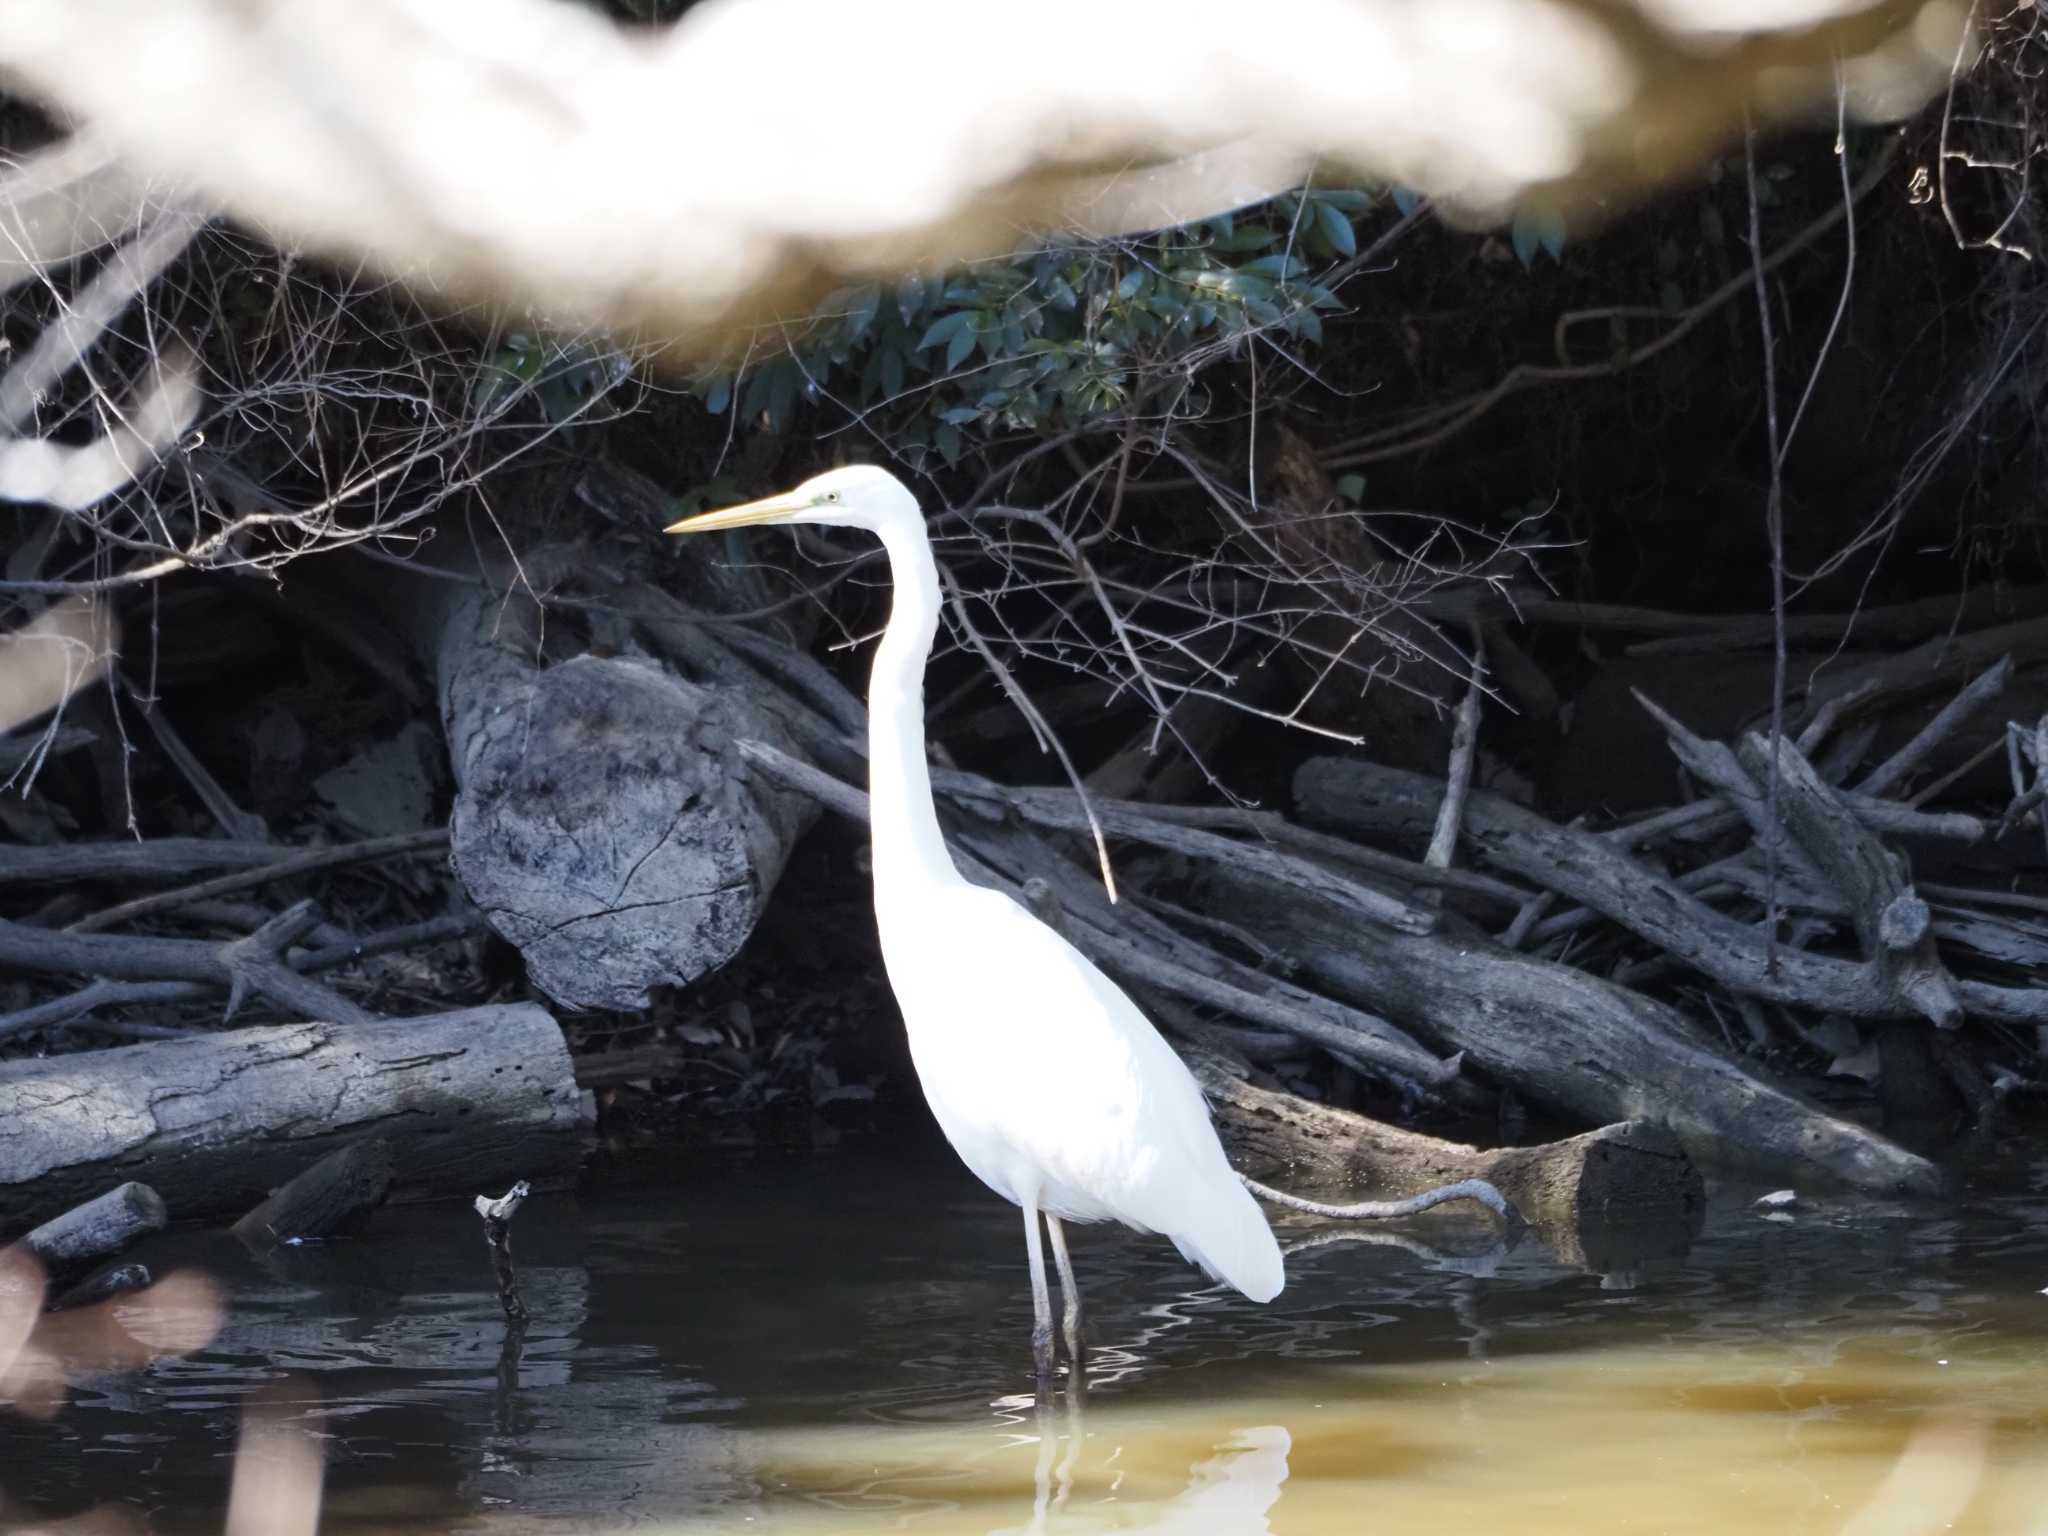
[{"xmin": 475, "ymin": 1181, "xmax": 532, "ymax": 1326}]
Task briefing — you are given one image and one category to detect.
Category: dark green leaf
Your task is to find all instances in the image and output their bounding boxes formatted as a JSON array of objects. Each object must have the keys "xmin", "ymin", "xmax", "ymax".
[
  {"xmin": 897, "ymin": 274, "xmax": 927, "ymax": 325},
  {"xmin": 702, "ymin": 377, "xmax": 732, "ymax": 416},
  {"xmin": 1316, "ymin": 201, "xmax": 1357, "ymax": 258},
  {"xmin": 917, "ymin": 311, "xmax": 972, "ymax": 351},
  {"xmin": 844, "ymin": 286, "xmax": 881, "ymax": 339},
  {"xmin": 1216, "ymin": 224, "xmax": 1279, "ymax": 252},
  {"xmin": 945, "ymin": 322, "xmax": 976, "ymax": 371},
  {"xmin": 1242, "ymin": 254, "xmax": 1304, "ymax": 281}
]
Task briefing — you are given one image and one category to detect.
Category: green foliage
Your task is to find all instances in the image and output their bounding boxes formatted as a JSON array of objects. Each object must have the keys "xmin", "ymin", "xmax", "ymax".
[
  {"xmin": 698, "ymin": 188, "xmax": 1378, "ymax": 463},
  {"xmin": 472, "ymin": 333, "xmax": 620, "ymax": 422}
]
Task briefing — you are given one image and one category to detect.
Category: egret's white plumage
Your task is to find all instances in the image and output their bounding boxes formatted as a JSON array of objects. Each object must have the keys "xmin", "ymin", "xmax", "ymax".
[
  {"xmin": 885, "ymin": 878, "xmax": 1283, "ymax": 1302},
  {"xmin": 669, "ymin": 464, "xmax": 1283, "ymax": 1371}
]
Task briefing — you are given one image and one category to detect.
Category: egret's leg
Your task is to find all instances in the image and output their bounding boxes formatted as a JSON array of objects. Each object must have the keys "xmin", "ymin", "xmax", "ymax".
[
  {"xmin": 1023, "ymin": 1202, "xmax": 1055, "ymax": 1384},
  {"xmin": 1046, "ymin": 1215, "xmax": 1085, "ymax": 1372}
]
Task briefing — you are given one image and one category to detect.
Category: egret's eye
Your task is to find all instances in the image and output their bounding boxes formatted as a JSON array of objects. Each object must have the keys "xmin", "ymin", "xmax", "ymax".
[{"xmin": 820, "ymin": 491, "xmax": 840, "ymax": 504}]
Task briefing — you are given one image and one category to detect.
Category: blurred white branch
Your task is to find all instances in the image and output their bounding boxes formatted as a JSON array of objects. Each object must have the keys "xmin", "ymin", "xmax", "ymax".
[
  {"xmin": 0, "ymin": 0, "xmax": 1970, "ymax": 361},
  {"xmin": 0, "ymin": 594, "xmax": 116, "ymax": 736}
]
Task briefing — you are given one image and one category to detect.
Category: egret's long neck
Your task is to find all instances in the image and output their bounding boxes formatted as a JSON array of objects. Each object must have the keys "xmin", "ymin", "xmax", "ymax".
[{"xmin": 867, "ymin": 519, "xmax": 959, "ymax": 890}]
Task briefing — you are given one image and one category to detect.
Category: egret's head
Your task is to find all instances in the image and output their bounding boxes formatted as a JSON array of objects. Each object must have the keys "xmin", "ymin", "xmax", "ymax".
[{"xmin": 664, "ymin": 464, "xmax": 918, "ymax": 538}]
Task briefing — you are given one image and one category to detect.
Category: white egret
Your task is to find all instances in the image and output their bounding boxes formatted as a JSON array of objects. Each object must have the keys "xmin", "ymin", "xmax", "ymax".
[{"xmin": 669, "ymin": 465, "xmax": 1504, "ymax": 1381}]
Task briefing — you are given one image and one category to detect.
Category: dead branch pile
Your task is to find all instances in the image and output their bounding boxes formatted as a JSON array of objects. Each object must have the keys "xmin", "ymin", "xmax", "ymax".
[{"xmin": 2, "ymin": 517, "xmax": 2043, "ymax": 1225}]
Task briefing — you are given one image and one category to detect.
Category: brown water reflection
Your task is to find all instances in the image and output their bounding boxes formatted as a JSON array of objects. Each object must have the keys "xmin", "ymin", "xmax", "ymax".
[{"xmin": 5, "ymin": 1144, "xmax": 2048, "ymax": 1534}]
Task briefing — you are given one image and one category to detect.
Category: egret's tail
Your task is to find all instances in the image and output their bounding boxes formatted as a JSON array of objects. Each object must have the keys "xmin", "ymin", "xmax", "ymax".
[{"xmin": 1174, "ymin": 1178, "xmax": 1285, "ymax": 1303}]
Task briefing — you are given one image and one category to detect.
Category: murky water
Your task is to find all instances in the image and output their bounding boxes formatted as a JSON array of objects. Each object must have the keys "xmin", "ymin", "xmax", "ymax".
[{"xmin": 7, "ymin": 1139, "xmax": 2048, "ymax": 1534}]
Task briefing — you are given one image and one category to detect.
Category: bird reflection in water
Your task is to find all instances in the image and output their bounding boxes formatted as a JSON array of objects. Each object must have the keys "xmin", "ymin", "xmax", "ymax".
[{"xmin": 1007, "ymin": 1385, "xmax": 1291, "ymax": 1536}]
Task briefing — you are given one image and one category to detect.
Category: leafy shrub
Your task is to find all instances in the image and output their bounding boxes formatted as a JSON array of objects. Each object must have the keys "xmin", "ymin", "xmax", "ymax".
[{"xmin": 701, "ymin": 188, "xmax": 1380, "ymax": 464}]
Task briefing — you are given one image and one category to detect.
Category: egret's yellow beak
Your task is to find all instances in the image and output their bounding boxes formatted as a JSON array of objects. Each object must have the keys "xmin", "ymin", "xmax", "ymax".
[{"xmin": 664, "ymin": 490, "xmax": 806, "ymax": 536}]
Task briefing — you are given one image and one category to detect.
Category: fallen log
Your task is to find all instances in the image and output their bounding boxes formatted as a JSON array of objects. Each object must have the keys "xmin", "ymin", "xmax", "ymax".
[
  {"xmin": 434, "ymin": 567, "xmax": 817, "ymax": 1010},
  {"xmin": 0, "ymin": 837, "xmax": 288, "ymax": 886},
  {"xmin": 0, "ymin": 910, "xmax": 485, "ymax": 1041},
  {"xmin": 1200, "ymin": 868, "xmax": 1940, "ymax": 1194},
  {"xmin": 0, "ymin": 897, "xmax": 374, "ymax": 1030},
  {"xmin": 231, "ymin": 1139, "xmax": 394, "ymax": 1250},
  {"xmin": 15, "ymin": 1181, "xmax": 166, "ymax": 1273},
  {"xmin": 0, "ymin": 1004, "xmax": 584, "ymax": 1227},
  {"xmin": 326, "ymin": 545, "xmax": 818, "ymax": 1012},
  {"xmin": 1200, "ymin": 1057, "xmax": 1699, "ymax": 1224},
  {"xmin": 1199, "ymin": 1056, "xmax": 1704, "ymax": 1269}
]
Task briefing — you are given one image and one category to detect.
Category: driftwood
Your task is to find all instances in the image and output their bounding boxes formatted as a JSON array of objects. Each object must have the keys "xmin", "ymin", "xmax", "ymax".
[
  {"xmin": 0, "ymin": 838, "xmax": 293, "ymax": 885},
  {"xmin": 15, "ymin": 1181, "xmax": 166, "ymax": 1272},
  {"xmin": 231, "ymin": 1139, "xmax": 394, "ymax": 1250},
  {"xmin": 1632, "ymin": 695, "xmax": 1966, "ymax": 1031},
  {"xmin": 0, "ymin": 1004, "xmax": 584, "ymax": 1227},
  {"xmin": 1202, "ymin": 872, "xmax": 1938, "ymax": 1193},
  {"xmin": 0, "ymin": 911, "xmax": 484, "ymax": 1040},
  {"xmin": 1199, "ymin": 1056, "xmax": 1703, "ymax": 1268},
  {"xmin": 1738, "ymin": 730, "xmax": 1963, "ymax": 1029},
  {"xmin": 369, "ymin": 556, "xmax": 817, "ymax": 1011},
  {"xmin": 0, "ymin": 897, "xmax": 375, "ymax": 1029},
  {"xmin": 1295, "ymin": 759, "xmax": 2047, "ymax": 1029}
]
